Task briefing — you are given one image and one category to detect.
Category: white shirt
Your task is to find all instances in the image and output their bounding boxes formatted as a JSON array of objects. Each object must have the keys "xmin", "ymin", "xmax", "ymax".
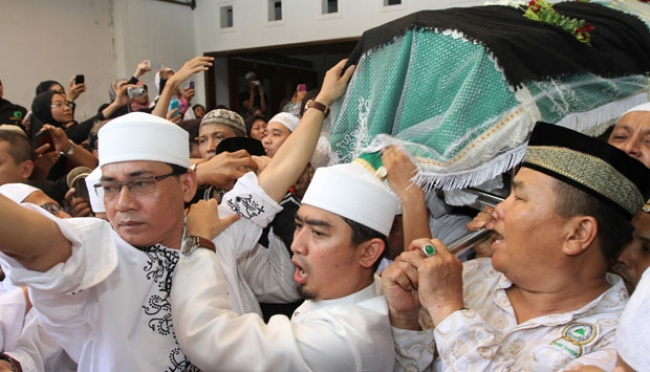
[
  {"xmin": 0, "ymin": 172, "xmax": 280, "ymax": 371},
  {"xmin": 0, "ymin": 286, "xmax": 26, "ymax": 352},
  {"xmin": 172, "ymin": 248, "xmax": 395, "ymax": 372},
  {"xmin": 616, "ymin": 267, "xmax": 650, "ymax": 370},
  {"xmin": 393, "ymin": 258, "xmax": 627, "ymax": 371}
]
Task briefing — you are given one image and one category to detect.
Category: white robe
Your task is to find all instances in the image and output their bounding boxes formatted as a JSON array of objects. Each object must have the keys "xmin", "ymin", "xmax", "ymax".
[
  {"xmin": 0, "ymin": 172, "xmax": 281, "ymax": 371},
  {"xmin": 172, "ymin": 248, "xmax": 396, "ymax": 372}
]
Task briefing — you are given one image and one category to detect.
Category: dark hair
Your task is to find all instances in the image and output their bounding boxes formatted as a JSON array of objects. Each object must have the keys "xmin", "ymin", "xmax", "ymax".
[
  {"xmin": 553, "ymin": 179, "xmax": 634, "ymax": 262},
  {"xmin": 299, "ymin": 89, "xmax": 321, "ymax": 118},
  {"xmin": 0, "ymin": 130, "xmax": 33, "ymax": 162},
  {"xmin": 342, "ymin": 216, "xmax": 388, "ymax": 271},
  {"xmin": 169, "ymin": 163, "xmax": 189, "ymax": 176},
  {"xmin": 178, "ymin": 119, "xmax": 201, "ymax": 145},
  {"xmin": 88, "ymin": 120, "xmax": 110, "ymax": 152},
  {"xmin": 35, "ymin": 80, "xmax": 63, "ymax": 95},
  {"xmin": 244, "ymin": 114, "xmax": 267, "ymax": 137}
]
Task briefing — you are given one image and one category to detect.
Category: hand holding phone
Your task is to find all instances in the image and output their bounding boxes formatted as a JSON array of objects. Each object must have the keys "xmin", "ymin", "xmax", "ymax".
[
  {"xmin": 169, "ymin": 99, "xmax": 181, "ymax": 114},
  {"xmin": 74, "ymin": 74, "xmax": 85, "ymax": 85},
  {"xmin": 36, "ymin": 130, "xmax": 56, "ymax": 153}
]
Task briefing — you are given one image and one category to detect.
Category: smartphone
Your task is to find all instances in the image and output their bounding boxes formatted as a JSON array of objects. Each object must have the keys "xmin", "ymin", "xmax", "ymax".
[
  {"xmin": 74, "ymin": 74, "xmax": 85, "ymax": 85},
  {"xmin": 169, "ymin": 99, "xmax": 181, "ymax": 114},
  {"xmin": 252, "ymin": 80, "xmax": 260, "ymax": 86},
  {"xmin": 298, "ymin": 84, "xmax": 307, "ymax": 92},
  {"xmin": 36, "ymin": 130, "xmax": 56, "ymax": 153},
  {"xmin": 127, "ymin": 86, "xmax": 147, "ymax": 99},
  {"xmin": 187, "ymin": 81, "xmax": 195, "ymax": 90}
]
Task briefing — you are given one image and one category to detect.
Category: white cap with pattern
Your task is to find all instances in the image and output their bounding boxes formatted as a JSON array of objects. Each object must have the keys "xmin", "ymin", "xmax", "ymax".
[
  {"xmin": 301, "ymin": 163, "xmax": 399, "ymax": 236},
  {"xmin": 269, "ymin": 112, "xmax": 300, "ymax": 133},
  {"xmin": 98, "ymin": 112, "xmax": 189, "ymax": 169}
]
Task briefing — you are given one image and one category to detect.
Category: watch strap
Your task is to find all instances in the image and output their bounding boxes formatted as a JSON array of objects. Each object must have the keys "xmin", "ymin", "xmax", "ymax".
[
  {"xmin": 194, "ymin": 235, "xmax": 216, "ymax": 252},
  {"xmin": 182, "ymin": 234, "xmax": 216, "ymax": 256},
  {"xmin": 62, "ymin": 139, "xmax": 76, "ymax": 157},
  {"xmin": 306, "ymin": 100, "xmax": 330, "ymax": 119}
]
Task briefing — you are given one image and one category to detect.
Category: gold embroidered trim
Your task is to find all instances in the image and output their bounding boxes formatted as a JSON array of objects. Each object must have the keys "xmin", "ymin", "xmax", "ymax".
[{"xmin": 525, "ymin": 146, "xmax": 643, "ymax": 215}]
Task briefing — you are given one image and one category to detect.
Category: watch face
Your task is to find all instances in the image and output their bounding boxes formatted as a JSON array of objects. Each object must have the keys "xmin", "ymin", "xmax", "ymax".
[{"xmin": 180, "ymin": 236, "xmax": 197, "ymax": 256}]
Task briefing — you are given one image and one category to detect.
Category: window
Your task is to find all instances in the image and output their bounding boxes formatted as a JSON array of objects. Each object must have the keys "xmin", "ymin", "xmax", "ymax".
[
  {"xmin": 384, "ymin": 0, "xmax": 401, "ymax": 5},
  {"xmin": 322, "ymin": 0, "xmax": 338, "ymax": 14},
  {"xmin": 268, "ymin": 0, "xmax": 282, "ymax": 21},
  {"xmin": 220, "ymin": 6, "xmax": 233, "ymax": 28}
]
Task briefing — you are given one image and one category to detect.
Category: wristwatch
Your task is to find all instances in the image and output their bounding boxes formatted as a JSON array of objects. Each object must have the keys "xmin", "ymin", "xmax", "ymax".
[
  {"xmin": 61, "ymin": 139, "xmax": 76, "ymax": 157},
  {"xmin": 181, "ymin": 234, "xmax": 216, "ymax": 256},
  {"xmin": 305, "ymin": 100, "xmax": 330, "ymax": 119}
]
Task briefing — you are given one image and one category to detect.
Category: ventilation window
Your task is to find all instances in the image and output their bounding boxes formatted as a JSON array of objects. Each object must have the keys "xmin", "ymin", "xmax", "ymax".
[
  {"xmin": 322, "ymin": 0, "xmax": 338, "ymax": 14},
  {"xmin": 268, "ymin": 0, "xmax": 282, "ymax": 21},
  {"xmin": 220, "ymin": 6, "xmax": 233, "ymax": 28},
  {"xmin": 384, "ymin": 0, "xmax": 401, "ymax": 5}
]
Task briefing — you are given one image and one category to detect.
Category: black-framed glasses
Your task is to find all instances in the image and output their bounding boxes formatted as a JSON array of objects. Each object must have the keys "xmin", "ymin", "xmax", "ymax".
[{"xmin": 94, "ymin": 172, "xmax": 178, "ymax": 199}]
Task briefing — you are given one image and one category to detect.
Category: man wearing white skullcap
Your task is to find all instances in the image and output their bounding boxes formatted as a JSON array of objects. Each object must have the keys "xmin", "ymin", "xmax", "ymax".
[
  {"xmin": 0, "ymin": 58, "xmax": 345, "ymax": 370},
  {"xmin": 262, "ymin": 112, "xmax": 300, "ymax": 158},
  {"xmin": 608, "ymin": 102, "xmax": 650, "ymax": 168},
  {"xmin": 170, "ymin": 60, "xmax": 397, "ymax": 371}
]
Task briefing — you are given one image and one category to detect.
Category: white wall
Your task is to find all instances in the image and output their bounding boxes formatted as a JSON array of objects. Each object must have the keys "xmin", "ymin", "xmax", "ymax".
[
  {"xmin": 1, "ymin": 0, "xmax": 115, "ymax": 119},
  {"xmin": 194, "ymin": 0, "xmax": 487, "ymax": 53},
  {"xmin": 0, "ymin": 0, "xmax": 198, "ymax": 122},
  {"xmin": 1, "ymin": 0, "xmax": 497, "ymax": 122}
]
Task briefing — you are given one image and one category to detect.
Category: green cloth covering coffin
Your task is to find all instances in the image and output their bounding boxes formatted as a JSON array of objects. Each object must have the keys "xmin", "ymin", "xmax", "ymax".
[{"xmin": 329, "ymin": 1, "xmax": 650, "ymax": 190}]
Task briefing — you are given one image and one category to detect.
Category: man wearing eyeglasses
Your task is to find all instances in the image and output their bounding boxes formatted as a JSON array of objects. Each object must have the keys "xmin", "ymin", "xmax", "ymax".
[{"xmin": 0, "ymin": 57, "xmax": 353, "ymax": 371}]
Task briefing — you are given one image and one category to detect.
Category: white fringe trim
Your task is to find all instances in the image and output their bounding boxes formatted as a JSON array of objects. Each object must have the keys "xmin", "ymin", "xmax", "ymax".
[
  {"xmin": 413, "ymin": 143, "xmax": 528, "ymax": 191},
  {"xmin": 556, "ymin": 91, "xmax": 649, "ymax": 136}
]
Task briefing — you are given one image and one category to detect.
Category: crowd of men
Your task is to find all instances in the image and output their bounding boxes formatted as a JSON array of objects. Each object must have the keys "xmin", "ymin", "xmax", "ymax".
[{"xmin": 0, "ymin": 53, "xmax": 649, "ymax": 372}]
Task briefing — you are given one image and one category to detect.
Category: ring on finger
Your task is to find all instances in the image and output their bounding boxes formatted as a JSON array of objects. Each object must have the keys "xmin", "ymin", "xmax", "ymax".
[{"xmin": 422, "ymin": 244, "xmax": 436, "ymax": 257}]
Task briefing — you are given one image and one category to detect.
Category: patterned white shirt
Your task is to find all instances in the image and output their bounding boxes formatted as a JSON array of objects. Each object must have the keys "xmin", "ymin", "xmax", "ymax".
[{"xmin": 394, "ymin": 258, "xmax": 628, "ymax": 371}]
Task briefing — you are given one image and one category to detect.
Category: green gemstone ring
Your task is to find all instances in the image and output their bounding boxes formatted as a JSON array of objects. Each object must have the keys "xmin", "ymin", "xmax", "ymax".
[{"xmin": 423, "ymin": 244, "xmax": 436, "ymax": 257}]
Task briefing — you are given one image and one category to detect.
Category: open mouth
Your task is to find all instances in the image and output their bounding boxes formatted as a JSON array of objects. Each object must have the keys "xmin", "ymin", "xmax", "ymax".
[{"xmin": 292, "ymin": 260, "xmax": 308, "ymax": 284}]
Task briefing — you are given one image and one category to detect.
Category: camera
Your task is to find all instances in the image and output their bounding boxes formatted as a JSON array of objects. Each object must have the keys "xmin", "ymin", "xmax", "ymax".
[
  {"xmin": 252, "ymin": 80, "xmax": 260, "ymax": 86},
  {"xmin": 127, "ymin": 86, "xmax": 147, "ymax": 99}
]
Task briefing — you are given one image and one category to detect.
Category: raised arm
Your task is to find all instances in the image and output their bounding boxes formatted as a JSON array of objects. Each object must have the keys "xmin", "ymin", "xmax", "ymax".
[
  {"xmin": 0, "ymin": 195, "xmax": 71, "ymax": 272},
  {"xmin": 258, "ymin": 59, "xmax": 355, "ymax": 202},
  {"xmin": 152, "ymin": 56, "xmax": 214, "ymax": 119}
]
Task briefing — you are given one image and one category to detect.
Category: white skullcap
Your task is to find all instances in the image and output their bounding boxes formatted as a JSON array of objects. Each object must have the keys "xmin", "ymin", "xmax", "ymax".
[
  {"xmin": 269, "ymin": 112, "xmax": 300, "ymax": 133},
  {"xmin": 620, "ymin": 102, "xmax": 650, "ymax": 118},
  {"xmin": 85, "ymin": 167, "xmax": 105, "ymax": 213},
  {"xmin": 302, "ymin": 163, "xmax": 399, "ymax": 236},
  {"xmin": 0, "ymin": 183, "xmax": 40, "ymax": 203},
  {"xmin": 98, "ymin": 112, "xmax": 189, "ymax": 168},
  {"xmin": 244, "ymin": 71, "xmax": 257, "ymax": 80},
  {"xmin": 616, "ymin": 268, "xmax": 650, "ymax": 370}
]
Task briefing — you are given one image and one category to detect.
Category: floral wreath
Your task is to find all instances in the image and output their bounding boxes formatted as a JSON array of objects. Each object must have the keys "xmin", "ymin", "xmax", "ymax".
[{"xmin": 522, "ymin": 0, "xmax": 595, "ymax": 45}]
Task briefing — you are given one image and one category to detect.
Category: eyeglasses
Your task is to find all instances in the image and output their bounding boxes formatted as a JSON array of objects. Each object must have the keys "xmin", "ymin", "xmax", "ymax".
[
  {"xmin": 41, "ymin": 202, "xmax": 65, "ymax": 215},
  {"xmin": 94, "ymin": 172, "xmax": 178, "ymax": 199},
  {"xmin": 50, "ymin": 101, "xmax": 74, "ymax": 109}
]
